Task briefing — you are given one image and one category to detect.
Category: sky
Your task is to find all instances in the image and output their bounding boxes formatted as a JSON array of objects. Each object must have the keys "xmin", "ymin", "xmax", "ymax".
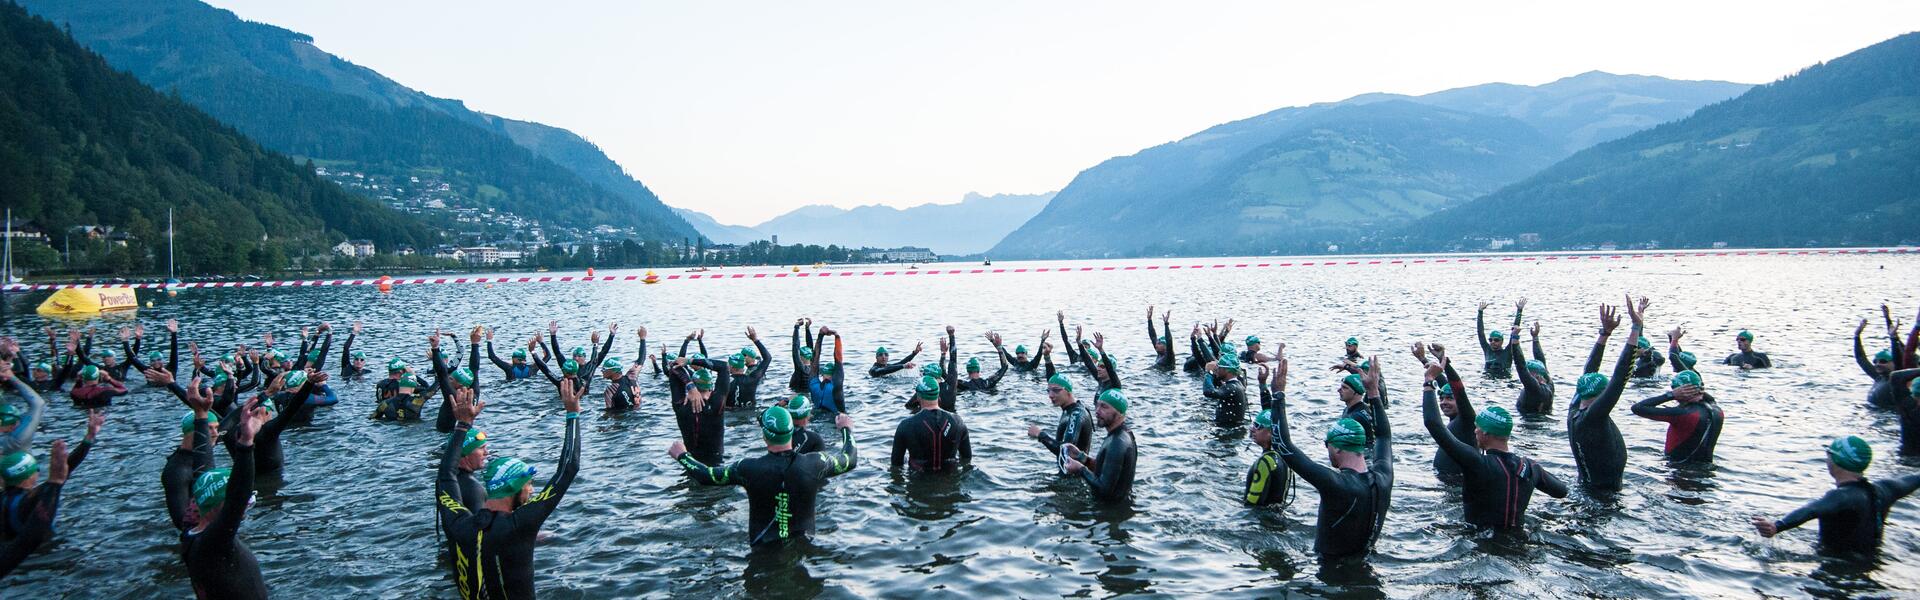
[{"xmin": 204, "ymin": 1, "xmax": 1920, "ymax": 225}]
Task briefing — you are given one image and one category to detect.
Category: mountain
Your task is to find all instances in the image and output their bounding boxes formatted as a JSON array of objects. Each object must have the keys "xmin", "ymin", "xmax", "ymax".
[
  {"xmin": 747, "ymin": 191, "xmax": 1055, "ymax": 255},
  {"xmin": 674, "ymin": 208, "xmax": 765, "ymax": 245},
  {"xmin": 990, "ymin": 72, "xmax": 1750, "ymax": 259},
  {"xmin": 19, "ymin": 0, "xmax": 699, "ymax": 241},
  {"xmin": 0, "ymin": 2, "xmax": 434, "ymax": 274},
  {"xmin": 1409, "ymin": 32, "xmax": 1920, "ymax": 249}
]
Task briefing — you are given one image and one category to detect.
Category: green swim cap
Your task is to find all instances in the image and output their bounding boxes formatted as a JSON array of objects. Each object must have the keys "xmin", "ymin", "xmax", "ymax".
[
  {"xmin": 1, "ymin": 451, "xmax": 38, "ymax": 485},
  {"xmin": 192, "ymin": 468, "xmax": 231, "ymax": 509},
  {"xmin": 1576, "ymin": 373, "xmax": 1608, "ymax": 400},
  {"xmin": 1359, "ymin": 359, "xmax": 1372, "ymax": 372},
  {"xmin": 818, "ymin": 361, "xmax": 837, "ymax": 375},
  {"xmin": 1253, "ymin": 409, "xmax": 1274, "ymax": 429},
  {"xmin": 603, "ymin": 358, "xmax": 624, "ymax": 372},
  {"xmin": 1015, "ymin": 345, "xmax": 1028, "ymax": 355},
  {"xmin": 687, "ymin": 352, "xmax": 706, "ymax": 363},
  {"xmin": 799, "ymin": 347, "xmax": 814, "ymax": 361},
  {"xmin": 966, "ymin": 357, "xmax": 982, "ymax": 373},
  {"xmin": 875, "ymin": 346, "xmax": 889, "ymax": 356},
  {"xmin": 921, "ymin": 363, "xmax": 943, "ymax": 378},
  {"xmin": 1488, "ymin": 330, "xmax": 1504, "ymax": 341},
  {"xmin": 306, "ymin": 348, "xmax": 323, "ymax": 363},
  {"xmin": 283, "ymin": 370, "xmax": 309, "ymax": 389},
  {"xmin": 29, "ymin": 361, "xmax": 50, "ymax": 373},
  {"xmin": 1437, "ymin": 382, "xmax": 1454, "ymax": 398},
  {"xmin": 786, "ymin": 395, "xmax": 814, "ymax": 419},
  {"xmin": 146, "ymin": 350, "xmax": 166, "ymax": 365},
  {"xmin": 555, "ymin": 360, "xmax": 576, "ymax": 375},
  {"xmin": 220, "ymin": 352, "xmax": 236, "ymax": 364},
  {"xmin": 267, "ymin": 350, "xmax": 286, "ymax": 362},
  {"xmin": 95, "ymin": 348, "xmax": 117, "ymax": 360},
  {"xmin": 511, "ymin": 349, "xmax": 528, "ymax": 361},
  {"xmin": 728, "ymin": 353, "xmax": 747, "ymax": 369},
  {"xmin": 181, "ymin": 410, "xmax": 219, "ymax": 433},
  {"xmin": 352, "ymin": 350, "xmax": 367, "ymax": 361},
  {"xmin": 462, "ymin": 429, "xmax": 489, "ymax": 457},
  {"xmin": 760, "ymin": 405, "xmax": 795, "ymax": 444},
  {"xmin": 1084, "ymin": 347, "xmax": 1104, "ymax": 365},
  {"xmin": 449, "ymin": 368, "xmax": 475, "ymax": 388},
  {"xmin": 1345, "ymin": 337, "xmax": 1359, "ymax": 346},
  {"xmin": 1217, "ymin": 353, "xmax": 1241, "ymax": 372},
  {"xmin": 210, "ymin": 372, "xmax": 232, "ymax": 389},
  {"xmin": 482, "ymin": 457, "xmax": 536, "ymax": 499},
  {"xmin": 740, "ymin": 347, "xmax": 759, "ymax": 360},
  {"xmin": 1873, "ymin": 350, "xmax": 1893, "ymax": 363},
  {"xmin": 1340, "ymin": 374, "xmax": 1364, "ymax": 395},
  {"xmin": 79, "ymin": 365, "xmax": 100, "ymax": 381},
  {"xmin": 1673, "ymin": 351, "xmax": 1698, "ymax": 371},
  {"xmin": 0, "ymin": 404, "xmax": 18, "ymax": 426},
  {"xmin": 388, "ymin": 359, "xmax": 408, "ymax": 373},
  {"xmin": 692, "ymin": 368, "xmax": 715, "ymax": 390},
  {"xmin": 1325, "ymin": 418, "xmax": 1367, "ymax": 452},
  {"xmin": 1737, "ymin": 330, "xmax": 1754, "ymax": 342},
  {"xmin": 1636, "ymin": 336, "xmax": 1651, "ymax": 350},
  {"xmin": 1246, "ymin": 335, "xmax": 1261, "ymax": 345},
  {"xmin": 915, "ymin": 376, "xmax": 941, "ymax": 401},
  {"xmin": 1525, "ymin": 360, "xmax": 1546, "ymax": 376},
  {"xmin": 1097, "ymin": 389, "xmax": 1129, "ymax": 415},
  {"xmin": 1476, "ymin": 406, "xmax": 1514, "ymax": 437},
  {"xmin": 1671, "ymin": 370, "xmax": 1702, "ymax": 389},
  {"xmin": 1047, "ymin": 373, "xmax": 1073, "ymax": 393},
  {"xmin": 571, "ymin": 346, "xmax": 588, "ymax": 358},
  {"xmin": 663, "ymin": 352, "xmax": 678, "ymax": 363},
  {"xmin": 1828, "ymin": 435, "xmax": 1872, "ymax": 473}
]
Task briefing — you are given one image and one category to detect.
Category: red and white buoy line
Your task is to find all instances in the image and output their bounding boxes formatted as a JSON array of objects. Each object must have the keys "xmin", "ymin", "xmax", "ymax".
[{"xmin": 4, "ymin": 246, "xmax": 1913, "ymax": 293}]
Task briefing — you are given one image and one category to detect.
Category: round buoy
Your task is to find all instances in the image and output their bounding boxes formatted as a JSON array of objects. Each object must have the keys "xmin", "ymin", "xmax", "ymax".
[
  {"xmin": 166, "ymin": 290, "xmax": 177, "ymax": 297},
  {"xmin": 587, "ymin": 268, "xmax": 596, "ymax": 277},
  {"xmin": 145, "ymin": 300, "xmax": 154, "ymax": 308}
]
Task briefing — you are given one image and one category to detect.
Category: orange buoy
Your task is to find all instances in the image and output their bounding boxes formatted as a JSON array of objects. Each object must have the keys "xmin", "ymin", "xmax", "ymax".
[
  {"xmin": 377, "ymin": 275, "xmax": 393, "ymax": 293},
  {"xmin": 587, "ymin": 268, "xmax": 596, "ymax": 277}
]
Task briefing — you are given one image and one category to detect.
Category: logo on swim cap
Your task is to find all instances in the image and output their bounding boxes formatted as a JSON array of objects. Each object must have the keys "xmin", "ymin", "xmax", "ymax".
[
  {"xmin": 388, "ymin": 359, "xmax": 408, "ymax": 373},
  {"xmin": 450, "ymin": 368, "xmax": 475, "ymax": 388},
  {"xmin": 1340, "ymin": 374, "xmax": 1364, "ymax": 395},
  {"xmin": 1873, "ymin": 350, "xmax": 1893, "ymax": 363},
  {"xmin": 147, "ymin": 350, "xmax": 166, "ymax": 365},
  {"xmin": 210, "ymin": 372, "xmax": 232, "ymax": 389},
  {"xmin": 0, "ymin": 404, "xmax": 18, "ymax": 427},
  {"xmin": 193, "ymin": 468, "xmax": 232, "ymax": 509},
  {"xmin": 915, "ymin": 376, "xmax": 941, "ymax": 401},
  {"xmin": 1576, "ymin": 373, "xmax": 1608, "ymax": 400},
  {"xmin": 692, "ymin": 368, "xmax": 715, "ymax": 390},
  {"xmin": 1, "ymin": 451, "xmax": 39, "ymax": 485},
  {"xmin": 352, "ymin": 350, "xmax": 367, "ymax": 361},
  {"xmin": 561, "ymin": 360, "xmax": 580, "ymax": 375},
  {"xmin": 1245, "ymin": 335, "xmax": 1260, "ymax": 345},
  {"xmin": 1828, "ymin": 435, "xmax": 1871, "ymax": 473},
  {"xmin": 799, "ymin": 347, "xmax": 814, "ymax": 360},
  {"xmin": 740, "ymin": 347, "xmax": 759, "ymax": 360},
  {"xmin": 1673, "ymin": 351, "xmax": 1697, "ymax": 371},
  {"xmin": 267, "ymin": 350, "xmax": 286, "ymax": 362},
  {"xmin": 94, "ymin": 348, "xmax": 117, "ymax": 360},
  {"xmin": 786, "ymin": 395, "xmax": 813, "ymax": 419},
  {"xmin": 1636, "ymin": 336, "xmax": 1651, "ymax": 349},
  {"xmin": 728, "ymin": 353, "xmax": 746, "ymax": 369},
  {"xmin": 875, "ymin": 346, "xmax": 889, "ymax": 356},
  {"xmin": 920, "ymin": 363, "xmax": 943, "ymax": 378},
  {"xmin": 966, "ymin": 357, "xmax": 982, "ymax": 373},
  {"xmin": 29, "ymin": 361, "xmax": 50, "ymax": 373},
  {"xmin": 306, "ymin": 348, "xmax": 323, "ymax": 362},
  {"xmin": 1253, "ymin": 409, "xmax": 1274, "ymax": 429},
  {"xmin": 760, "ymin": 405, "xmax": 795, "ymax": 444},
  {"xmin": 1437, "ymin": 382, "xmax": 1454, "ymax": 398},
  {"xmin": 1047, "ymin": 374, "xmax": 1073, "ymax": 393},
  {"xmin": 283, "ymin": 370, "xmax": 309, "ymax": 389},
  {"xmin": 462, "ymin": 429, "xmax": 489, "ymax": 457},
  {"xmin": 1345, "ymin": 337, "xmax": 1359, "ymax": 346},
  {"xmin": 603, "ymin": 358, "xmax": 625, "ymax": 372},
  {"xmin": 1015, "ymin": 345, "xmax": 1028, "ymax": 355},
  {"xmin": 1670, "ymin": 370, "xmax": 1702, "ymax": 390},
  {"xmin": 1476, "ymin": 406, "xmax": 1513, "ymax": 437},
  {"xmin": 1217, "ymin": 353, "xmax": 1241, "ymax": 372},
  {"xmin": 511, "ymin": 349, "xmax": 528, "ymax": 361},
  {"xmin": 79, "ymin": 365, "xmax": 100, "ymax": 381},
  {"xmin": 571, "ymin": 346, "xmax": 588, "ymax": 358},
  {"xmin": 1096, "ymin": 389, "xmax": 1128, "ymax": 415},
  {"xmin": 1525, "ymin": 360, "xmax": 1546, "ymax": 376},
  {"xmin": 1325, "ymin": 418, "xmax": 1366, "ymax": 452},
  {"xmin": 483, "ymin": 457, "xmax": 536, "ymax": 499}
]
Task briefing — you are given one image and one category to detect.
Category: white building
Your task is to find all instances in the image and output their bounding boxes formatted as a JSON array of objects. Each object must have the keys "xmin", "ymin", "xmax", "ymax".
[
  {"xmin": 458, "ymin": 246, "xmax": 503, "ymax": 265},
  {"xmin": 865, "ymin": 247, "xmax": 936, "ymax": 262},
  {"xmin": 333, "ymin": 239, "xmax": 375, "ymax": 258}
]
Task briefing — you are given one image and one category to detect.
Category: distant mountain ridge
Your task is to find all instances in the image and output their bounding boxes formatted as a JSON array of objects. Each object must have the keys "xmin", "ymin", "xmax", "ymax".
[
  {"xmin": 990, "ymin": 72, "xmax": 1750, "ymax": 258},
  {"xmin": 20, "ymin": 0, "xmax": 699, "ymax": 241},
  {"xmin": 677, "ymin": 191, "xmax": 1056, "ymax": 255},
  {"xmin": 1407, "ymin": 32, "xmax": 1920, "ymax": 249}
]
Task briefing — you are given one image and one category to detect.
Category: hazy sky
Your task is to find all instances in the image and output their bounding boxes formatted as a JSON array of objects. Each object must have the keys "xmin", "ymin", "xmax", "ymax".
[{"xmin": 205, "ymin": 1, "xmax": 1919, "ymax": 225}]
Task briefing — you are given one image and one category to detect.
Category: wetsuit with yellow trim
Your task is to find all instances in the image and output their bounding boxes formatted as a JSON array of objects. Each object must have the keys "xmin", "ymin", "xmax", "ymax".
[
  {"xmin": 677, "ymin": 424, "xmax": 856, "ymax": 546},
  {"xmin": 436, "ymin": 414, "xmax": 581, "ymax": 600}
]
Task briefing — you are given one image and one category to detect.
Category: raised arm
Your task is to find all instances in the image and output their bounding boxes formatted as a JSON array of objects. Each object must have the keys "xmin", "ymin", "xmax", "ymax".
[
  {"xmin": 1476, "ymin": 303, "xmax": 1493, "ymax": 355},
  {"xmin": 1423, "ymin": 382, "xmax": 1480, "ymax": 466},
  {"xmin": 1269, "ymin": 388, "xmax": 1341, "ymax": 491}
]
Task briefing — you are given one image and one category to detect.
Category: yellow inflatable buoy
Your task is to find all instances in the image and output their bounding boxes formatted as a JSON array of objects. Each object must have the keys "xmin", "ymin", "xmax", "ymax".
[
  {"xmin": 791, "ymin": 266, "xmax": 800, "ymax": 273},
  {"xmin": 38, "ymin": 287, "xmax": 139, "ymax": 316},
  {"xmin": 642, "ymin": 270, "xmax": 660, "ymax": 285}
]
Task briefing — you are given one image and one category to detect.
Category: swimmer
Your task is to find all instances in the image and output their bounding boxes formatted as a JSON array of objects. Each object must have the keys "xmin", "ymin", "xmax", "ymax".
[
  {"xmin": 1631, "ymin": 369, "xmax": 1724, "ymax": 464},
  {"xmin": 1062, "ymin": 389, "xmax": 1137, "ymax": 503},
  {"xmin": 1424, "ymin": 360, "xmax": 1568, "ymax": 531},
  {"xmin": 669, "ymin": 406, "xmax": 856, "ymax": 546},
  {"xmin": 1028, "ymin": 374, "xmax": 1093, "ymax": 475},
  {"xmin": 891, "ymin": 376, "xmax": 971, "ymax": 472},
  {"xmin": 436, "ymin": 382, "xmax": 581, "ymax": 599},
  {"xmin": 1752, "ymin": 436, "xmax": 1920, "ymax": 556},
  {"xmin": 1267, "ymin": 356, "xmax": 1391, "ymax": 560}
]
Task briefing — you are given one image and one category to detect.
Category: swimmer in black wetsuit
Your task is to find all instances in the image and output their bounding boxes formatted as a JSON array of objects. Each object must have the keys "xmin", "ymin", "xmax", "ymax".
[
  {"xmin": 0, "ymin": 410, "xmax": 99, "ymax": 578},
  {"xmin": 671, "ymin": 405, "xmax": 857, "ymax": 546},
  {"xmin": 958, "ymin": 333, "xmax": 1011, "ymax": 393},
  {"xmin": 598, "ymin": 359, "xmax": 643, "ymax": 412},
  {"xmin": 1409, "ymin": 343, "xmax": 1474, "ymax": 479},
  {"xmin": 122, "ymin": 320, "xmax": 180, "ymax": 380},
  {"xmin": 1424, "ymin": 361, "xmax": 1568, "ymax": 532},
  {"xmin": 1063, "ymin": 324, "xmax": 1122, "ymax": 392},
  {"xmin": 668, "ymin": 352, "xmax": 731, "ymax": 465},
  {"xmin": 174, "ymin": 395, "xmax": 268, "ymax": 600},
  {"xmin": 436, "ymin": 382, "xmax": 581, "ymax": 600},
  {"xmin": 1509, "ymin": 321, "xmax": 1555, "ymax": 415},
  {"xmin": 549, "ymin": 320, "xmax": 618, "ymax": 385},
  {"xmin": 1333, "ymin": 369, "xmax": 1376, "ymax": 446},
  {"xmin": 1063, "ymin": 389, "xmax": 1137, "ymax": 503},
  {"xmin": 1182, "ymin": 324, "xmax": 1209, "ymax": 374},
  {"xmin": 1341, "ymin": 336, "xmax": 1362, "ymax": 365},
  {"xmin": 892, "ymin": 376, "xmax": 971, "ymax": 472},
  {"xmin": 1723, "ymin": 330, "xmax": 1772, "ymax": 369},
  {"xmin": 1244, "ymin": 361, "xmax": 1295, "ymax": 507},
  {"xmin": 373, "ymin": 359, "xmax": 433, "ymax": 422},
  {"xmin": 1630, "ymin": 335, "xmax": 1666, "ymax": 378},
  {"xmin": 1753, "ymin": 436, "xmax": 1920, "ymax": 556},
  {"xmin": 1269, "ymin": 356, "xmax": 1391, "ymax": 560},
  {"xmin": 1477, "ymin": 300, "xmax": 1523, "ymax": 378},
  {"xmin": 997, "ymin": 331, "xmax": 1048, "ymax": 374},
  {"xmin": 1240, "ymin": 335, "xmax": 1274, "ymax": 365},
  {"xmin": 485, "ymin": 328, "xmax": 542, "ymax": 382},
  {"xmin": 338, "ymin": 322, "xmax": 371, "ymax": 380},
  {"xmin": 724, "ymin": 327, "xmax": 772, "ymax": 409},
  {"xmin": 1566, "ymin": 301, "xmax": 1639, "ymax": 491},
  {"xmin": 1202, "ymin": 352, "xmax": 1249, "ymax": 424},
  {"xmin": 1855, "ymin": 314, "xmax": 1899, "ymax": 409},
  {"xmin": 1631, "ymin": 369, "xmax": 1724, "ymax": 464},
  {"xmin": 1028, "ymin": 373, "xmax": 1092, "ymax": 475},
  {"xmin": 867, "ymin": 342, "xmax": 921, "ymax": 378},
  {"xmin": 789, "ymin": 318, "xmax": 817, "ymax": 393},
  {"xmin": 782, "ymin": 395, "xmax": 826, "ymax": 453},
  {"xmin": 432, "ymin": 329, "xmax": 485, "ymax": 434},
  {"xmin": 1147, "ymin": 306, "xmax": 1176, "ymax": 370}
]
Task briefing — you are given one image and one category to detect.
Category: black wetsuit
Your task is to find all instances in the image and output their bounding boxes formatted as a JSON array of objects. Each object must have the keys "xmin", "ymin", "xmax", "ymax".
[
  {"xmin": 1273, "ymin": 390, "xmax": 1393, "ymax": 560},
  {"xmin": 601, "ymin": 373, "xmax": 641, "ymax": 412},
  {"xmin": 676, "ymin": 426, "xmax": 857, "ymax": 546},
  {"xmin": 1477, "ymin": 307, "xmax": 1518, "ymax": 378},
  {"xmin": 1182, "ymin": 335, "xmax": 1208, "ymax": 374},
  {"xmin": 486, "ymin": 341, "xmax": 537, "ymax": 382},
  {"xmin": 178, "ymin": 439, "xmax": 263, "ymax": 599},
  {"xmin": 123, "ymin": 330, "xmax": 180, "ymax": 377},
  {"xmin": 891, "ymin": 407, "xmax": 971, "ymax": 472},
  {"xmin": 1425, "ymin": 388, "xmax": 1568, "ymax": 530},
  {"xmin": 726, "ymin": 338, "xmax": 773, "ymax": 409},
  {"xmin": 338, "ymin": 332, "xmax": 370, "ymax": 380},
  {"xmin": 1724, "ymin": 349, "xmax": 1772, "ymax": 369},
  {"xmin": 436, "ymin": 416, "xmax": 580, "ymax": 600},
  {"xmin": 373, "ymin": 375, "xmax": 433, "ymax": 422},
  {"xmin": 1631, "ymin": 392, "xmax": 1724, "ymax": 464},
  {"xmin": 1568, "ymin": 332, "xmax": 1636, "ymax": 491},
  {"xmin": 1856, "ymin": 332, "xmax": 1894, "ymax": 409},
  {"xmin": 1885, "ymin": 369, "xmax": 1920, "ymax": 455},
  {"xmin": 1631, "ymin": 347, "xmax": 1667, "ymax": 378},
  {"xmin": 788, "ymin": 323, "xmax": 815, "ymax": 393},
  {"xmin": 237, "ymin": 382, "xmax": 312, "ymax": 476},
  {"xmin": 792, "ymin": 424, "xmax": 825, "ymax": 454},
  {"xmin": 1512, "ymin": 337, "xmax": 1555, "ymax": 415},
  {"xmin": 1148, "ymin": 314, "xmax": 1176, "ymax": 370},
  {"xmin": 0, "ymin": 439, "xmax": 90, "ymax": 578},
  {"xmin": 1037, "ymin": 400, "xmax": 1094, "ymax": 475},
  {"xmin": 433, "ymin": 341, "xmax": 483, "ymax": 434},
  {"xmin": 1770, "ymin": 475, "xmax": 1920, "ymax": 555},
  {"xmin": 867, "ymin": 346, "xmax": 920, "ymax": 378},
  {"xmin": 956, "ymin": 356, "xmax": 1009, "ymax": 394},
  {"xmin": 1077, "ymin": 422, "xmax": 1137, "ymax": 503},
  {"xmin": 1430, "ymin": 362, "xmax": 1477, "ymax": 479},
  {"xmin": 998, "ymin": 345, "xmax": 1045, "ymax": 373},
  {"xmin": 669, "ymin": 359, "xmax": 731, "ymax": 465},
  {"xmin": 1202, "ymin": 372, "xmax": 1249, "ymax": 425}
]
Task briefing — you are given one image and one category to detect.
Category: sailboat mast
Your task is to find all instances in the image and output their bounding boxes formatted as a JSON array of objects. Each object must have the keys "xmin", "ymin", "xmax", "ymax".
[{"xmin": 168, "ymin": 207, "xmax": 175, "ymax": 281}]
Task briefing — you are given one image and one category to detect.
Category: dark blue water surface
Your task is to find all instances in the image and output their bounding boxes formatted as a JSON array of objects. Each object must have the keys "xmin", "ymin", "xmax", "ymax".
[{"xmin": 2, "ymin": 253, "xmax": 1919, "ymax": 598}]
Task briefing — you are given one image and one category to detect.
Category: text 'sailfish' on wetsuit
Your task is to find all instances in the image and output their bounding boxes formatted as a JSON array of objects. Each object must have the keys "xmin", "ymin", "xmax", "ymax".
[
  {"xmin": 891, "ymin": 408, "xmax": 972, "ymax": 472},
  {"xmin": 1038, "ymin": 401, "xmax": 1094, "ymax": 475},
  {"xmin": 1631, "ymin": 391, "xmax": 1724, "ymax": 464},
  {"xmin": 1079, "ymin": 422, "xmax": 1137, "ymax": 502},
  {"xmin": 0, "ymin": 438, "xmax": 90, "ymax": 577},
  {"xmin": 727, "ymin": 338, "xmax": 773, "ymax": 408},
  {"xmin": 1567, "ymin": 332, "xmax": 1637, "ymax": 491},
  {"xmin": 1424, "ymin": 391, "xmax": 1568, "ymax": 530},
  {"xmin": 179, "ymin": 439, "xmax": 264, "ymax": 599},
  {"xmin": 678, "ymin": 426, "xmax": 857, "ymax": 545},
  {"xmin": 437, "ymin": 417, "xmax": 580, "ymax": 600},
  {"xmin": 1478, "ymin": 306, "xmax": 1519, "ymax": 378},
  {"xmin": 1771, "ymin": 474, "xmax": 1920, "ymax": 555},
  {"xmin": 1272, "ymin": 391, "xmax": 1392, "ymax": 559},
  {"xmin": 1512, "ymin": 337, "xmax": 1555, "ymax": 415}
]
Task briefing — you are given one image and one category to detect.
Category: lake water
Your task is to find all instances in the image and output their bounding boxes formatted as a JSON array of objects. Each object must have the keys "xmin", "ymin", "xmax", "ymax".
[{"xmin": 2, "ymin": 253, "xmax": 1918, "ymax": 599}]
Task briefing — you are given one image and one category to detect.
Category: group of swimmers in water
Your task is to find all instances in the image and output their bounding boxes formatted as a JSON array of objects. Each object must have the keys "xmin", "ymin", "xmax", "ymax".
[{"xmin": 0, "ymin": 298, "xmax": 1918, "ymax": 598}]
